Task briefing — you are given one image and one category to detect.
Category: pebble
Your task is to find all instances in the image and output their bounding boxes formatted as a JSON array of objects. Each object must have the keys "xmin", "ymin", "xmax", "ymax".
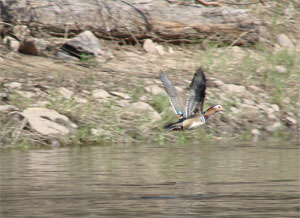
[{"xmin": 4, "ymin": 82, "xmax": 22, "ymax": 90}]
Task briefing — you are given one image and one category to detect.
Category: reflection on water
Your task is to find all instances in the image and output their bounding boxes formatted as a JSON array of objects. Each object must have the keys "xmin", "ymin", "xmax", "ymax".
[{"xmin": 1, "ymin": 141, "xmax": 299, "ymax": 217}]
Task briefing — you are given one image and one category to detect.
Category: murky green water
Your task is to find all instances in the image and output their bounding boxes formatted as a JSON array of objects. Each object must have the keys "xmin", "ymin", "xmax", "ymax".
[{"xmin": 1, "ymin": 141, "xmax": 299, "ymax": 217}]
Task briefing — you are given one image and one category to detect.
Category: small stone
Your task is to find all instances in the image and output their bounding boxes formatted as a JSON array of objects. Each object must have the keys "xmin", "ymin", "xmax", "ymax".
[
  {"xmin": 74, "ymin": 97, "xmax": 88, "ymax": 104},
  {"xmin": 270, "ymin": 104, "xmax": 280, "ymax": 112},
  {"xmin": 265, "ymin": 122, "xmax": 282, "ymax": 132},
  {"xmin": 139, "ymin": 95, "xmax": 148, "ymax": 101},
  {"xmin": 4, "ymin": 82, "xmax": 22, "ymax": 90},
  {"xmin": 16, "ymin": 91, "xmax": 35, "ymax": 98},
  {"xmin": 145, "ymin": 85, "xmax": 165, "ymax": 95},
  {"xmin": 258, "ymin": 103, "xmax": 274, "ymax": 114},
  {"xmin": 117, "ymin": 100, "xmax": 130, "ymax": 107},
  {"xmin": 242, "ymin": 98, "xmax": 255, "ymax": 105},
  {"xmin": 59, "ymin": 87, "xmax": 73, "ymax": 100},
  {"xmin": 286, "ymin": 117, "xmax": 297, "ymax": 125},
  {"xmin": 267, "ymin": 112, "xmax": 276, "ymax": 121},
  {"xmin": 208, "ymin": 78, "xmax": 224, "ymax": 87},
  {"xmin": 168, "ymin": 47, "xmax": 174, "ymax": 53},
  {"xmin": 92, "ymin": 89, "xmax": 111, "ymax": 99},
  {"xmin": 251, "ymin": 129, "xmax": 260, "ymax": 137},
  {"xmin": 110, "ymin": 91, "xmax": 131, "ymax": 100},
  {"xmin": 155, "ymin": 45, "xmax": 165, "ymax": 55},
  {"xmin": 275, "ymin": 65, "xmax": 287, "ymax": 73},
  {"xmin": 231, "ymin": 46, "xmax": 245, "ymax": 56},
  {"xmin": 247, "ymin": 85, "xmax": 262, "ymax": 92},
  {"xmin": 231, "ymin": 107, "xmax": 239, "ymax": 114},
  {"xmin": 240, "ymin": 104, "xmax": 259, "ymax": 120},
  {"xmin": 143, "ymin": 39, "xmax": 157, "ymax": 54},
  {"xmin": 222, "ymin": 84, "xmax": 246, "ymax": 94},
  {"xmin": 143, "ymin": 39, "xmax": 165, "ymax": 55},
  {"xmin": 0, "ymin": 105, "xmax": 18, "ymax": 113},
  {"xmin": 276, "ymin": 34, "xmax": 294, "ymax": 48},
  {"xmin": 56, "ymin": 50, "xmax": 78, "ymax": 61},
  {"xmin": 3, "ymin": 36, "xmax": 20, "ymax": 52},
  {"xmin": 13, "ymin": 25, "xmax": 30, "ymax": 42},
  {"xmin": 19, "ymin": 37, "xmax": 47, "ymax": 56}
]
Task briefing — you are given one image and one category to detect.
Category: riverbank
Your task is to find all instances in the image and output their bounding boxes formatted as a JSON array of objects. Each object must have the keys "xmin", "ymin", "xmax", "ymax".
[{"xmin": 0, "ymin": 1, "xmax": 299, "ymax": 147}]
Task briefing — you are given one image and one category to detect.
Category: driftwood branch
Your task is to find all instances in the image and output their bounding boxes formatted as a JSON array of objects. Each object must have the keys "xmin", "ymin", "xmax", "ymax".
[{"xmin": 0, "ymin": 0, "xmax": 259, "ymax": 45}]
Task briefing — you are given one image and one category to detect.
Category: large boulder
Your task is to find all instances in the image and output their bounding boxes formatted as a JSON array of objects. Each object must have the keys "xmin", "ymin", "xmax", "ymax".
[
  {"xmin": 21, "ymin": 107, "xmax": 77, "ymax": 136},
  {"xmin": 62, "ymin": 31, "xmax": 101, "ymax": 58}
]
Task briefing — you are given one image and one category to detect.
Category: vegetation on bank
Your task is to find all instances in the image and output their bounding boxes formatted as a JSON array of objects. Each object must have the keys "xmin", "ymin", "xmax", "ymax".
[{"xmin": 0, "ymin": 1, "xmax": 299, "ymax": 148}]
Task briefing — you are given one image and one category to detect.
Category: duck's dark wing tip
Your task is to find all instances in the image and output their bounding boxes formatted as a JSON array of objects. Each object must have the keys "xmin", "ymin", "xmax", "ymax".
[{"xmin": 185, "ymin": 67, "xmax": 207, "ymax": 117}]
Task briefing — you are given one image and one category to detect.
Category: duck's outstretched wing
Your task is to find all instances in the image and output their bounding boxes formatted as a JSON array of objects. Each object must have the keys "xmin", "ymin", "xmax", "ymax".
[
  {"xmin": 184, "ymin": 68, "xmax": 206, "ymax": 118},
  {"xmin": 159, "ymin": 71, "xmax": 183, "ymax": 117}
]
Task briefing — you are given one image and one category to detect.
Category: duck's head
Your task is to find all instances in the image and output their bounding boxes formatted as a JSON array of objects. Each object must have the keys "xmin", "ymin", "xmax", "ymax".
[
  {"xmin": 203, "ymin": 104, "xmax": 225, "ymax": 119},
  {"xmin": 212, "ymin": 104, "xmax": 226, "ymax": 113}
]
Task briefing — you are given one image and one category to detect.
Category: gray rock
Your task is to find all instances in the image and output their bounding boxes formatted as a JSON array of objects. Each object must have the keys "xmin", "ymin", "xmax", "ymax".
[
  {"xmin": 4, "ymin": 82, "xmax": 22, "ymax": 90},
  {"xmin": 16, "ymin": 91, "xmax": 35, "ymax": 98},
  {"xmin": 239, "ymin": 104, "xmax": 259, "ymax": 120},
  {"xmin": 110, "ymin": 91, "xmax": 131, "ymax": 100},
  {"xmin": 275, "ymin": 65, "xmax": 287, "ymax": 73},
  {"xmin": 74, "ymin": 97, "xmax": 88, "ymax": 104},
  {"xmin": 286, "ymin": 117, "xmax": 297, "ymax": 125},
  {"xmin": 13, "ymin": 25, "xmax": 30, "ymax": 42},
  {"xmin": 230, "ymin": 107, "xmax": 239, "ymax": 114},
  {"xmin": 145, "ymin": 85, "xmax": 165, "ymax": 95},
  {"xmin": 222, "ymin": 84, "xmax": 246, "ymax": 94},
  {"xmin": 265, "ymin": 122, "xmax": 282, "ymax": 132},
  {"xmin": 0, "ymin": 105, "xmax": 19, "ymax": 113},
  {"xmin": 59, "ymin": 87, "xmax": 73, "ymax": 100},
  {"xmin": 56, "ymin": 50, "xmax": 78, "ymax": 61},
  {"xmin": 168, "ymin": 47, "xmax": 174, "ymax": 53},
  {"xmin": 92, "ymin": 89, "xmax": 111, "ymax": 99},
  {"xmin": 129, "ymin": 102, "xmax": 161, "ymax": 121},
  {"xmin": 208, "ymin": 78, "xmax": 224, "ymax": 87},
  {"xmin": 117, "ymin": 100, "xmax": 130, "ymax": 107},
  {"xmin": 266, "ymin": 112, "xmax": 276, "ymax": 121},
  {"xmin": 3, "ymin": 36, "xmax": 20, "ymax": 52},
  {"xmin": 247, "ymin": 85, "xmax": 262, "ymax": 92},
  {"xmin": 19, "ymin": 37, "xmax": 47, "ymax": 55},
  {"xmin": 251, "ymin": 129, "xmax": 260, "ymax": 137},
  {"xmin": 270, "ymin": 104, "xmax": 280, "ymax": 112},
  {"xmin": 63, "ymin": 31, "xmax": 101, "ymax": 57},
  {"xmin": 242, "ymin": 98, "xmax": 255, "ymax": 105},
  {"xmin": 143, "ymin": 39, "xmax": 165, "ymax": 55},
  {"xmin": 21, "ymin": 107, "xmax": 77, "ymax": 136},
  {"xmin": 276, "ymin": 34, "xmax": 294, "ymax": 48}
]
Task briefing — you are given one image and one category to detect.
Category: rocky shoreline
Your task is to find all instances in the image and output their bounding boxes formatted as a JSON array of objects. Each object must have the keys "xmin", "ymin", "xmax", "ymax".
[{"xmin": 0, "ymin": 1, "xmax": 299, "ymax": 147}]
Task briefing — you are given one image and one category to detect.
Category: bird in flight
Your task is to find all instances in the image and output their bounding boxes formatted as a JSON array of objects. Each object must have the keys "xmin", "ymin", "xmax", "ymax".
[{"xmin": 159, "ymin": 68, "xmax": 225, "ymax": 131}]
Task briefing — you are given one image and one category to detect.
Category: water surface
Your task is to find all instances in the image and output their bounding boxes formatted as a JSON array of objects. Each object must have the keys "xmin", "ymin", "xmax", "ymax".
[{"xmin": 1, "ymin": 141, "xmax": 299, "ymax": 217}]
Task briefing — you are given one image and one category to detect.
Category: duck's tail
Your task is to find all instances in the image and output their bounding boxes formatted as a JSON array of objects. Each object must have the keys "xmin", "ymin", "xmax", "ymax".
[{"xmin": 164, "ymin": 121, "xmax": 183, "ymax": 131}]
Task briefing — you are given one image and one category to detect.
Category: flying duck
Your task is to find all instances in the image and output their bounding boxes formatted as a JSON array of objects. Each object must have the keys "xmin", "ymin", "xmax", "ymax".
[{"xmin": 159, "ymin": 68, "xmax": 225, "ymax": 131}]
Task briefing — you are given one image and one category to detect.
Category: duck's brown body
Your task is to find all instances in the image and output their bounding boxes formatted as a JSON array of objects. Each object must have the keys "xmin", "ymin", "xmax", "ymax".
[{"xmin": 164, "ymin": 105, "xmax": 224, "ymax": 131}]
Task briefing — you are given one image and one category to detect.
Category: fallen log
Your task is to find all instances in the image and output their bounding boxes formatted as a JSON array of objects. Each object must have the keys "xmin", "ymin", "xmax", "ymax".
[{"xmin": 0, "ymin": 0, "xmax": 259, "ymax": 45}]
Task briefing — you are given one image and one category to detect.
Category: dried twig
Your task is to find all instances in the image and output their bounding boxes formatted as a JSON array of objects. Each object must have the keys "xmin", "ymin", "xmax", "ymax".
[
  {"xmin": 223, "ymin": 0, "xmax": 267, "ymax": 5},
  {"xmin": 196, "ymin": 0, "xmax": 222, "ymax": 7}
]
